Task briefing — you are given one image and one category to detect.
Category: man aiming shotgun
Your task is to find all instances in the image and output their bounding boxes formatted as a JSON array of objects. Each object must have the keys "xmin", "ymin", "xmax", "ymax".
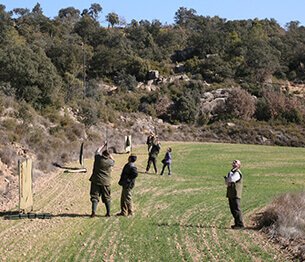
[{"xmin": 89, "ymin": 141, "xmax": 115, "ymax": 217}]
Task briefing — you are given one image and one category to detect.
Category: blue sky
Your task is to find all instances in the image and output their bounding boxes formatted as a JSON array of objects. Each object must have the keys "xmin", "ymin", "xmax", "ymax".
[{"xmin": 2, "ymin": 0, "xmax": 305, "ymax": 28}]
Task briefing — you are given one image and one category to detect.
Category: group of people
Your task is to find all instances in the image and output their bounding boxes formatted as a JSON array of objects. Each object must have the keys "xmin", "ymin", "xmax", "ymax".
[
  {"xmin": 145, "ymin": 132, "xmax": 172, "ymax": 176},
  {"xmin": 88, "ymin": 134, "xmax": 245, "ymax": 230},
  {"xmin": 89, "ymin": 142, "xmax": 138, "ymax": 217}
]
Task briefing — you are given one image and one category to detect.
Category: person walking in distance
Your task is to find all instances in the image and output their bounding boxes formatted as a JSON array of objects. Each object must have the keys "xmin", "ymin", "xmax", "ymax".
[
  {"xmin": 145, "ymin": 137, "xmax": 161, "ymax": 174},
  {"xmin": 89, "ymin": 142, "xmax": 115, "ymax": 218},
  {"xmin": 117, "ymin": 153, "xmax": 138, "ymax": 216},
  {"xmin": 146, "ymin": 131, "xmax": 155, "ymax": 152},
  {"xmin": 224, "ymin": 160, "xmax": 245, "ymax": 229},
  {"xmin": 160, "ymin": 147, "xmax": 172, "ymax": 176}
]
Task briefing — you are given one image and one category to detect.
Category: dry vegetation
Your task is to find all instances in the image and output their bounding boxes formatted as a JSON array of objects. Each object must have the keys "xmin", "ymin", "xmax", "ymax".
[{"xmin": 255, "ymin": 192, "xmax": 305, "ymax": 260}]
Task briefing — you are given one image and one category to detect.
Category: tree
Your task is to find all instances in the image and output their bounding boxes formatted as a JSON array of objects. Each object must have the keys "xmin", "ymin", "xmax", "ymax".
[
  {"xmin": 170, "ymin": 91, "xmax": 199, "ymax": 124},
  {"xmin": 125, "ymin": 56, "xmax": 149, "ymax": 82},
  {"xmin": 89, "ymin": 44, "xmax": 126, "ymax": 78},
  {"xmin": 174, "ymin": 7, "xmax": 197, "ymax": 27},
  {"xmin": 106, "ymin": 12, "xmax": 119, "ymax": 28},
  {"xmin": 0, "ymin": 34, "xmax": 62, "ymax": 108},
  {"xmin": 57, "ymin": 7, "xmax": 80, "ymax": 26},
  {"xmin": 0, "ymin": 5, "xmax": 14, "ymax": 34},
  {"xmin": 74, "ymin": 13, "xmax": 100, "ymax": 42},
  {"xmin": 236, "ymin": 40, "xmax": 280, "ymax": 82},
  {"xmin": 88, "ymin": 3, "xmax": 102, "ymax": 21},
  {"xmin": 12, "ymin": 8, "xmax": 30, "ymax": 17},
  {"xmin": 32, "ymin": 3, "xmax": 43, "ymax": 16}
]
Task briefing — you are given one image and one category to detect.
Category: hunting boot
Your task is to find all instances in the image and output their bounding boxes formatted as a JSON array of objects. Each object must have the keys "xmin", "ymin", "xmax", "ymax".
[
  {"xmin": 105, "ymin": 201, "xmax": 111, "ymax": 217},
  {"xmin": 91, "ymin": 200, "xmax": 98, "ymax": 218}
]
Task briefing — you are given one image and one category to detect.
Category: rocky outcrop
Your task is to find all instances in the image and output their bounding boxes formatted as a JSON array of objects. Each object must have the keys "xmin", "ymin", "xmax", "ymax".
[
  {"xmin": 136, "ymin": 73, "xmax": 190, "ymax": 92},
  {"xmin": 199, "ymin": 88, "xmax": 230, "ymax": 119}
]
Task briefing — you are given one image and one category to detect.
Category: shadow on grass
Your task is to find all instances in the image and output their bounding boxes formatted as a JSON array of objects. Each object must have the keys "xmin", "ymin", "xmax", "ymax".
[
  {"xmin": 1, "ymin": 211, "xmax": 108, "ymax": 219},
  {"xmin": 138, "ymin": 171, "xmax": 158, "ymax": 176},
  {"xmin": 52, "ymin": 213, "xmax": 111, "ymax": 218},
  {"xmin": 155, "ymin": 222, "xmax": 258, "ymax": 231}
]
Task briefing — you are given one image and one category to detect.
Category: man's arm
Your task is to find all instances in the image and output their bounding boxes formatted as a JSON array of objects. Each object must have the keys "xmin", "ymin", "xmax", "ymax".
[{"xmin": 95, "ymin": 141, "xmax": 108, "ymax": 155}]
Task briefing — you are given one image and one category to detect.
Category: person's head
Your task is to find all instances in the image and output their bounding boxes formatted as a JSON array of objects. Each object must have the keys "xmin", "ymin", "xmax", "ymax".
[
  {"xmin": 167, "ymin": 147, "xmax": 172, "ymax": 152},
  {"xmin": 232, "ymin": 159, "xmax": 241, "ymax": 169},
  {"xmin": 128, "ymin": 153, "xmax": 137, "ymax": 163}
]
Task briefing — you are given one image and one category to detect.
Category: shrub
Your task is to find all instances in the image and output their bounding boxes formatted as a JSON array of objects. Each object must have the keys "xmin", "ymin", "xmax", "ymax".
[
  {"xmin": 155, "ymin": 95, "xmax": 172, "ymax": 120},
  {"xmin": 262, "ymin": 88, "xmax": 286, "ymax": 120},
  {"xmin": 196, "ymin": 111, "xmax": 210, "ymax": 126},
  {"xmin": 2, "ymin": 118, "xmax": 18, "ymax": 131},
  {"xmin": 225, "ymin": 88, "xmax": 256, "ymax": 120},
  {"xmin": 255, "ymin": 98, "xmax": 271, "ymax": 121},
  {"xmin": 18, "ymin": 101, "xmax": 36, "ymax": 123},
  {"xmin": 0, "ymin": 147, "xmax": 17, "ymax": 167},
  {"xmin": 255, "ymin": 192, "xmax": 305, "ymax": 238},
  {"xmin": 169, "ymin": 92, "xmax": 199, "ymax": 124}
]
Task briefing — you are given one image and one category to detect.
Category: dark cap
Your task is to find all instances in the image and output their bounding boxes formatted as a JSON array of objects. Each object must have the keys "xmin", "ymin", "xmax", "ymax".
[{"xmin": 129, "ymin": 153, "xmax": 137, "ymax": 162}]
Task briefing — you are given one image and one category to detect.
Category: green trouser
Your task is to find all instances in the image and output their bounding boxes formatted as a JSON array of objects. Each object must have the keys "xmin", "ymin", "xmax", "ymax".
[
  {"xmin": 120, "ymin": 185, "xmax": 133, "ymax": 215},
  {"xmin": 90, "ymin": 183, "xmax": 111, "ymax": 215}
]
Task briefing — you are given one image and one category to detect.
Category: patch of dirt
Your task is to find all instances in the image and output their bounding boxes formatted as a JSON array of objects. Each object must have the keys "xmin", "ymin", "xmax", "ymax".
[{"xmin": 0, "ymin": 160, "xmax": 18, "ymax": 211}]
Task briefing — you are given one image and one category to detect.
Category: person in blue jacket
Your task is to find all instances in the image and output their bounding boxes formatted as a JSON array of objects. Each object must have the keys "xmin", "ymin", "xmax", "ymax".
[{"xmin": 160, "ymin": 147, "xmax": 172, "ymax": 176}]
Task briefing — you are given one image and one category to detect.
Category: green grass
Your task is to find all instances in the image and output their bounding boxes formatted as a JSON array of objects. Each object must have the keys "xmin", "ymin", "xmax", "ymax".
[{"xmin": 1, "ymin": 142, "xmax": 304, "ymax": 261}]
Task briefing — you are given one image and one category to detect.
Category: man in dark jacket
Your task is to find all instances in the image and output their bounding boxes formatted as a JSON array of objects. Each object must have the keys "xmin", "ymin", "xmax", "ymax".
[
  {"xmin": 146, "ymin": 131, "xmax": 155, "ymax": 152},
  {"xmin": 145, "ymin": 138, "xmax": 161, "ymax": 174},
  {"xmin": 89, "ymin": 143, "xmax": 115, "ymax": 218},
  {"xmin": 224, "ymin": 159, "xmax": 244, "ymax": 229},
  {"xmin": 117, "ymin": 153, "xmax": 138, "ymax": 216}
]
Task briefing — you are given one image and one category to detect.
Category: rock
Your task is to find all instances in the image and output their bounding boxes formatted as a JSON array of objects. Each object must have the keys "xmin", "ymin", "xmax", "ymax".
[
  {"xmin": 199, "ymin": 88, "xmax": 231, "ymax": 120},
  {"xmin": 227, "ymin": 122, "xmax": 235, "ymax": 127}
]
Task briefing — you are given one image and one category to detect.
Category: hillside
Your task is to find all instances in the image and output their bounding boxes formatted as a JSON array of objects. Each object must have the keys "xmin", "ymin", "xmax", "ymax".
[
  {"xmin": 2, "ymin": 142, "xmax": 305, "ymax": 261},
  {"xmin": 1, "ymin": 4, "xmax": 305, "ymax": 207}
]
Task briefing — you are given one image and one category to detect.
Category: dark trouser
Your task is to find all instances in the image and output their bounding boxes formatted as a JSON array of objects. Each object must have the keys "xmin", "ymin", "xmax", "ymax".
[
  {"xmin": 160, "ymin": 163, "xmax": 171, "ymax": 175},
  {"xmin": 90, "ymin": 183, "xmax": 111, "ymax": 215},
  {"xmin": 146, "ymin": 156, "xmax": 157, "ymax": 173},
  {"xmin": 120, "ymin": 185, "xmax": 133, "ymax": 215},
  {"xmin": 228, "ymin": 198, "xmax": 244, "ymax": 227}
]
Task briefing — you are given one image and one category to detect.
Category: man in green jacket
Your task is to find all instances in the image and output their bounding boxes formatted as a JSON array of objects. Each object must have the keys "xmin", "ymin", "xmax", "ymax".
[
  {"xmin": 89, "ymin": 143, "xmax": 115, "ymax": 218},
  {"xmin": 224, "ymin": 159, "xmax": 245, "ymax": 229}
]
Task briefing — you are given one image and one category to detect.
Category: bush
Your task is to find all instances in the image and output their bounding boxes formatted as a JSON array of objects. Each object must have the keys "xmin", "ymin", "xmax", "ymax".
[
  {"xmin": 262, "ymin": 88, "xmax": 286, "ymax": 120},
  {"xmin": 225, "ymin": 88, "xmax": 256, "ymax": 120},
  {"xmin": 255, "ymin": 98, "xmax": 271, "ymax": 121},
  {"xmin": 169, "ymin": 91, "xmax": 199, "ymax": 124},
  {"xmin": 255, "ymin": 89, "xmax": 305, "ymax": 124},
  {"xmin": 254, "ymin": 192, "xmax": 305, "ymax": 260},
  {"xmin": 255, "ymin": 192, "xmax": 305, "ymax": 238},
  {"xmin": 18, "ymin": 101, "xmax": 36, "ymax": 123},
  {"xmin": 0, "ymin": 147, "xmax": 18, "ymax": 167}
]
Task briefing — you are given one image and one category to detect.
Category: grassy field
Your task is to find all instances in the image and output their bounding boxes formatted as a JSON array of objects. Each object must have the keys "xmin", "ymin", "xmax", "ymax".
[{"xmin": 1, "ymin": 142, "xmax": 305, "ymax": 261}]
